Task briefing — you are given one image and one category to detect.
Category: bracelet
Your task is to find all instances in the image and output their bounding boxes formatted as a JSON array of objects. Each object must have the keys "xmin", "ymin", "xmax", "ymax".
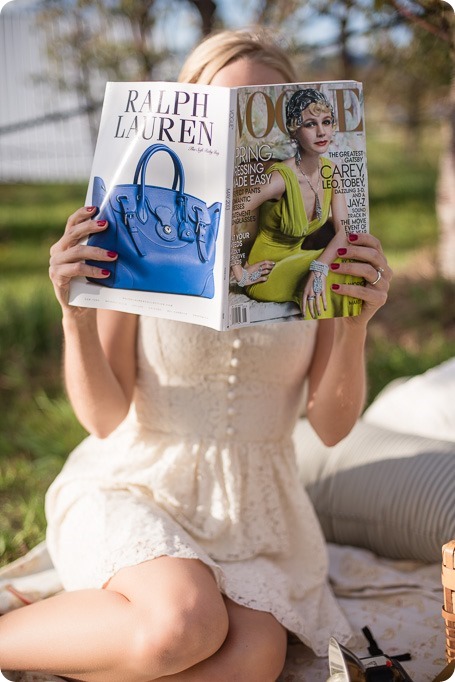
[
  {"xmin": 237, "ymin": 268, "xmax": 248, "ymax": 287},
  {"xmin": 309, "ymin": 260, "xmax": 329, "ymax": 277},
  {"xmin": 312, "ymin": 276, "xmax": 323, "ymax": 294}
]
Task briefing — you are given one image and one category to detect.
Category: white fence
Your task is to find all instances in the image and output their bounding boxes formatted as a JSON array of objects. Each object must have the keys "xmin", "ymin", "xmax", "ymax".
[{"xmin": 0, "ymin": 4, "xmax": 97, "ymax": 181}]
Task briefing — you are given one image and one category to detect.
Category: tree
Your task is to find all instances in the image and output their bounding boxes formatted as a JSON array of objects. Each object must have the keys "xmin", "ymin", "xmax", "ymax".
[
  {"xmin": 36, "ymin": 0, "xmax": 219, "ymax": 150},
  {"xmin": 375, "ymin": 0, "xmax": 455, "ymax": 279},
  {"xmin": 37, "ymin": 0, "xmax": 106, "ymax": 148},
  {"xmin": 185, "ymin": 0, "xmax": 217, "ymax": 35}
]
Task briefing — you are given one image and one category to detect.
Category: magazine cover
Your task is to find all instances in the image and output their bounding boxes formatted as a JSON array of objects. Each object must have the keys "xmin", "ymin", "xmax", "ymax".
[
  {"xmin": 69, "ymin": 80, "xmax": 369, "ymax": 330},
  {"xmin": 228, "ymin": 80, "xmax": 369, "ymax": 327},
  {"xmin": 69, "ymin": 81, "xmax": 236, "ymax": 330}
]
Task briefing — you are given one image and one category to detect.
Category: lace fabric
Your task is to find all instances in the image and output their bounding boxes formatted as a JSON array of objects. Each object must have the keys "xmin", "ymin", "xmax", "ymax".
[{"xmin": 45, "ymin": 317, "xmax": 353, "ymax": 656}]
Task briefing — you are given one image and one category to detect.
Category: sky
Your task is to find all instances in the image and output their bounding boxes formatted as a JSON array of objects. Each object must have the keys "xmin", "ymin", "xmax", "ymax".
[{"xmin": 1, "ymin": 0, "xmax": 454, "ymax": 12}]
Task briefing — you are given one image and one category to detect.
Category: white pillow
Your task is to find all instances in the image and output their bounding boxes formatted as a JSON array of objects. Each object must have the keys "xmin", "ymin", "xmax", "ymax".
[{"xmin": 363, "ymin": 358, "xmax": 455, "ymax": 442}]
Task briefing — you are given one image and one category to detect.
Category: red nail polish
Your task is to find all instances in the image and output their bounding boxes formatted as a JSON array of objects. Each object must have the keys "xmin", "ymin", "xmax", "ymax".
[
  {"xmin": 330, "ymin": 263, "xmax": 340, "ymax": 270},
  {"xmin": 348, "ymin": 233, "xmax": 358, "ymax": 242},
  {"xmin": 107, "ymin": 251, "xmax": 117, "ymax": 258},
  {"xmin": 337, "ymin": 248, "xmax": 347, "ymax": 256},
  {"xmin": 97, "ymin": 220, "xmax": 107, "ymax": 227},
  {"xmin": 331, "ymin": 284, "xmax": 340, "ymax": 290},
  {"xmin": 86, "ymin": 206, "xmax": 96, "ymax": 212},
  {"xmin": 101, "ymin": 269, "xmax": 110, "ymax": 276}
]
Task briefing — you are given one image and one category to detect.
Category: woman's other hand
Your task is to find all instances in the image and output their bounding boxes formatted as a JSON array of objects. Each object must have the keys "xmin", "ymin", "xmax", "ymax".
[
  {"xmin": 234, "ymin": 260, "xmax": 275, "ymax": 287},
  {"xmin": 329, "ymin": 232, "xmax": 392, "ymax": 325},
  {"xmin": 302, "ymin": 271, "xmax": 328, "ymax": 319},
  {"xmin": 49, "ymin": 206, "xmax": 118, "ymax": 312}
]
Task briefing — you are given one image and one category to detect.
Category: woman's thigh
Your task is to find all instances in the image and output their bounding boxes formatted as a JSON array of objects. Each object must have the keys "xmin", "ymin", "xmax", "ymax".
[{"xmin": 222, "ymin": 599, "xmax": 288, "ymax": 681}]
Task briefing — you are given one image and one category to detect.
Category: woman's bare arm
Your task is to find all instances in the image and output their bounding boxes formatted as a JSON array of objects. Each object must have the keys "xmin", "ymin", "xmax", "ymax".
[
  {"xmin": 49, "ymin": 206, "xmax": 139, "ymax": 438},
  {"xmin": 62, "ymin": 309, "xmax": 138, "ymax": 438}
]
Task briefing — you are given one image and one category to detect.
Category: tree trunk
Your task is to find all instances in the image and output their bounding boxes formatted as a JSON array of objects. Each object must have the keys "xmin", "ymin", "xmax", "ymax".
[
  {"xmin": 186, "ymin": 0, "xmax": 217, "ymax": 36},
  {"xmin": 436, "ymin": 74, "xmax": 455, "ymax": 281}
]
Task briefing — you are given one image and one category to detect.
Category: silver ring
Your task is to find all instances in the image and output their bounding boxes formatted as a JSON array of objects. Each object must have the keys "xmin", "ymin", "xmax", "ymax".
[
  {"xmin": 378, "ymin": 267, "xmax": 385, "ymax": 273},
  {"xmin": 371, "ymin": 269, "xmax": 382, "ymax": 285},
  {"xmin": 307, "ymin": 296, "xmax": 316, "ymax": 301}
]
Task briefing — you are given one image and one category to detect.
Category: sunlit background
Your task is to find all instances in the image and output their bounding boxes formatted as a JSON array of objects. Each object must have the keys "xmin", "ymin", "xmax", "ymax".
[{"xmin": 0, "ymin": 0, "xmax": 454, "ymax": 563}]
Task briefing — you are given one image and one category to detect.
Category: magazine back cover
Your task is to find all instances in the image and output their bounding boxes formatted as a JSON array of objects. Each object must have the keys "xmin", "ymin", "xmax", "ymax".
[
  {"xmin": 228, "ymin": 80, "xmax": 369, "ymax": 328},
  {"xmin": 69, "ymin": 81, "xmax": 235, "ymax": 330}
]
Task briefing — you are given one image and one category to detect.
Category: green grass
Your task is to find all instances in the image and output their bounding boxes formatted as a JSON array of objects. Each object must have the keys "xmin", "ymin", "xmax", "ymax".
[
  {"xmin": 0, "ymin": 183, "xmax": 88, "ymax": 565},
  {"xmin": 364, "ymin": 129, "xmax": 454, "ymax": 399},
  {"xmin": 367, "ymin": 128, "xmax": 440, "ymax": 267},
  {"xmin": 366, "ymin": 275, "xmax": 454, "ymax": 401},
  {"xmin": 0, "ymin": 183, "xmax": 86, "ymax": 240},
  {"xmin": 0, "ymin": 129, "xmax": 454, "ymax": 567}
]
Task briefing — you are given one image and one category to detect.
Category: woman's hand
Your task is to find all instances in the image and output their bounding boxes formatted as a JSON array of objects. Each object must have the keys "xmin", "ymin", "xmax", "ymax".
[
  {"xmin": 330, "ymin": 232, "xmax": 392, "ymax": 326},
  {"xmin": 49, "ymin": 206, "xmax": 117, "ymax": 313},
  {"xmin": 302, "ymin": 271, "xmax": 327, "ymax": 318},
  {"xmin": 233, "ymin": 260, "xmax": 275, "ymax": 287}
]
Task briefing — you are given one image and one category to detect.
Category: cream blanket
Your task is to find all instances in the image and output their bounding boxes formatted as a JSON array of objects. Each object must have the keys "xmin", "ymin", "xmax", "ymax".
[{"xmin": 0, "ymin": 541, "xmax": 446, "ymax": 681}]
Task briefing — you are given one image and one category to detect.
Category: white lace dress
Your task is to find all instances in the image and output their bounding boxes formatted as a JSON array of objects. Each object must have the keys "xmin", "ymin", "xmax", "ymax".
[{"xmin": 45, "ymin": 317, "xmax": 353, "ymax": 656}]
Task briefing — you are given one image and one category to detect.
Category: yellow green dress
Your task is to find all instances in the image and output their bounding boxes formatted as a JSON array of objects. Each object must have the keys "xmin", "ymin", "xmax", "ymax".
[{"xmin": 247, "ymin": 161, "xmax": 362, "ymax": 319}]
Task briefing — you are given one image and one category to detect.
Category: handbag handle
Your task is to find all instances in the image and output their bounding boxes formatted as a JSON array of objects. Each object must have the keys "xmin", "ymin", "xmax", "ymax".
[{"xmin": 134, "ymin": 144, "xmax": 185, "ymax": 223}]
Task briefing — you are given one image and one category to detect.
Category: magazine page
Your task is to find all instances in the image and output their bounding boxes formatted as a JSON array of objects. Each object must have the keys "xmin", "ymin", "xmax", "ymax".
[
  {"xmin": 228, "ymin": 80, "xmax": 369, "ymax": 328},
  {"xmin": 69, "ymin": 81, "xmax": 236, "ymax": 330}
]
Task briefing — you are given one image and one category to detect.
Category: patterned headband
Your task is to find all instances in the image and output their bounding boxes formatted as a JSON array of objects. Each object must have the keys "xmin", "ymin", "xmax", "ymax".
[{"xmin": 286, "ymin": 88, "xmax": 335, "ymax": 131}]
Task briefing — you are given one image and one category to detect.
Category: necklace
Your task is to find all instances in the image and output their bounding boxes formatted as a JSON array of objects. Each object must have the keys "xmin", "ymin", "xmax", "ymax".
[{"xmin": 296, "ymin": 158, "xmax": 322, "ymax": 221}]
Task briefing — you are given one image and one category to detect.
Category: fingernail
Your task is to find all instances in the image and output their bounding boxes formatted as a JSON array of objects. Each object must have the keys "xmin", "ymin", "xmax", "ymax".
[
  {"xmin": 331, "ymin": 284, "xmax": 340, "ymax": 290},
  {"xmin": 107, "ymin": 251, "xmax": 117, "ymax": 258},
  {"xmin": 330, "ymin": 263, "xmax": 340, "ymax": 270},
  {"xmin": 97, "ymin": 220, "xmax": 108, "ymax": 227},
  {"xmin": 348, "ymin": 233, "xmax": 358, "ymax": 242},
  {"xmin": 101, "ymin": 269, "xmax": 110, "ymax": 276},
  {"xmin": 86, "ymin": 206, "xmax": 96, "ymax": 212},
  {"xmin": 337, "ymin": 248, "xmax": 347, "ymax": 256}
]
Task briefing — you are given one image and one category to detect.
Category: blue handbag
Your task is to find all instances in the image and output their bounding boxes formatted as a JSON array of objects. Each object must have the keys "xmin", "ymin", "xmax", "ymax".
[{"xmin": 87, "ymin": 143, "xmax": 221, "ymax": 297}]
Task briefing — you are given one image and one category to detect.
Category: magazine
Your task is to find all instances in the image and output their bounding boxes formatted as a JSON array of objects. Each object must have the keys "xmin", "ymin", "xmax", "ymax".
[{"xmin": 69, "ymin": 79, "xmax": 369, "ymax": 330}]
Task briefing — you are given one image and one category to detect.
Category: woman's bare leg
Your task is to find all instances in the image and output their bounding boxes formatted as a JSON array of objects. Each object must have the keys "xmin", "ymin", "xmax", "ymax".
[
  {"xmin": 0, "ymin": 557, "xmax": 229, "ymax": 682},
  {"xmin": 156, "ymin": 599, "xmax": 288, "ymax": 682}
]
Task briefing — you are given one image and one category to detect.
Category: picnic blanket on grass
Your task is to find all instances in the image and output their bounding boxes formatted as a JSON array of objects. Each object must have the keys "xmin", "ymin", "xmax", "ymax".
[{"xmin": 0, "ymin": 541, "xmax": 446, "ymax": 681}]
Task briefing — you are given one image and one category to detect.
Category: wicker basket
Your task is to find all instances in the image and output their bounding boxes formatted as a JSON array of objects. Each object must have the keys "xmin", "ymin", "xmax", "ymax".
[{"xmin": 442, "ymin": 540, "xmax": 455, "ymax": 663}]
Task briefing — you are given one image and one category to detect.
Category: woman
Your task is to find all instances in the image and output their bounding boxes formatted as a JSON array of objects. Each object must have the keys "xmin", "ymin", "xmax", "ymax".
[
  {"xmin": 235, "ymin": 87, "xmax": 362, "ymax": 320},
  {"xmin": 0, "ymin": 29, "xmax": 391, "ymax": 682}
]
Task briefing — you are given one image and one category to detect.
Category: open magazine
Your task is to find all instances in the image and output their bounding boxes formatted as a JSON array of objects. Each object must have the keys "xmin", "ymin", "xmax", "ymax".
[{"xmin": 69, "ymin": 79, "xmax": 369, "ymax": 330}]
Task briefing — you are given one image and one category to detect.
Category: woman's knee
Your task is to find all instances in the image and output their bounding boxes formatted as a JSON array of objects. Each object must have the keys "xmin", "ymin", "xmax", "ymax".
[
  {"xmin": 107, "ymin": 557, "xmax": 229, "ymax": 677},
  {"xmin": 128, "ymin": 585, "xmax": 229, "ymax": 677},
  {"xmin": 154, "ymin": 593, "xmax": 229, "ymax": 671}
]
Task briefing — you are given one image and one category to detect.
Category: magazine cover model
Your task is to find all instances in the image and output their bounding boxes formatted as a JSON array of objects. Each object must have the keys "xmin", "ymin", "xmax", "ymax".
[{"xmin": 69, "ymin": 80, "xmax": 369, "ymax": 330}]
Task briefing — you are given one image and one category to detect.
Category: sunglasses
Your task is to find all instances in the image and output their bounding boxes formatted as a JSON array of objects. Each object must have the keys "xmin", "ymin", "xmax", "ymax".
[{"xmin": 327, "ymin": 627, "xmax": 414, "ymax": 681}]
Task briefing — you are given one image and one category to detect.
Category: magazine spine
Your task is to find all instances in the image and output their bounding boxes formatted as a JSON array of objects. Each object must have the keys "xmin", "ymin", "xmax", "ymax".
[{"xmin": 220, "ymin": 88, "xmax": 238, "ymax": 331}]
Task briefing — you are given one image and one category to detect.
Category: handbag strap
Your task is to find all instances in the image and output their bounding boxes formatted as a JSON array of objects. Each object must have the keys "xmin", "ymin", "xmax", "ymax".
[
  {"xmin": 116, "ymin": 144, "xmax": 212, "ymax": 263},
  {"xmin": 133, "ymin": 144, "xmax": 185, "ymax": 223},
  {"xmin": 117, "ymin": 195, "xmax": 146, "ymax": 256}
]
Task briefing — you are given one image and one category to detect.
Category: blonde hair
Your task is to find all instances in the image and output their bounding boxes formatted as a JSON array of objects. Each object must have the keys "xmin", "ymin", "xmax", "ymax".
[{"xmin": 178, "ymin": 28, "xmax": 297, "ymax": 85}]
